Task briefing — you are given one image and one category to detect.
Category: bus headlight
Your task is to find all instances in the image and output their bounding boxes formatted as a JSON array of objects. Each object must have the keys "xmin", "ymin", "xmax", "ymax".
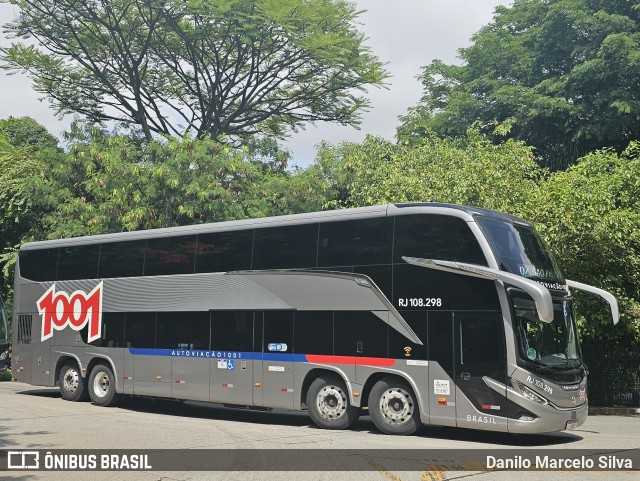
[{"xmin": 514, "ymin": 381, "xmax": 549, "ymax": 406}]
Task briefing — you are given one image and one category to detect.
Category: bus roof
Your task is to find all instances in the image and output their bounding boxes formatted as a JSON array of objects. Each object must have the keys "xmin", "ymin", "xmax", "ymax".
[{"xmin": 20, "ymin": 202, "xmax": 531, "ymax": 251}]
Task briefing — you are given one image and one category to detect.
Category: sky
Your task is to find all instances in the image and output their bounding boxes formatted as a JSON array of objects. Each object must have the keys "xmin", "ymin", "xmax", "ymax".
[{"xmin": 0, "ymin": 1, "xmax": 510, "ymax": 167}]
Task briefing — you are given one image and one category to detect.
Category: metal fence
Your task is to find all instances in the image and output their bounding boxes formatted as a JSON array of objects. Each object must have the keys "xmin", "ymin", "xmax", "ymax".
[{"xmin": 581, "ymin": 340, "xmax": 640, "ymax": 407}]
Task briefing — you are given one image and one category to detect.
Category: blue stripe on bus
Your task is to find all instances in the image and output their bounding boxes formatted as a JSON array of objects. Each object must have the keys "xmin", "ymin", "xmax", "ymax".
[{"xmin": 127, "ymin": 348, "xmax": 306, "ymax": 363}]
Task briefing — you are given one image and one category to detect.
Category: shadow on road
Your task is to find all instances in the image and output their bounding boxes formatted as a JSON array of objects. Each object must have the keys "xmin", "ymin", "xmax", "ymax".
[
  {"xmin": 15, "ymin": 388, "xmax": 583, "ymax": 447},
  {"xmin": 17, "ymin": 388, "xmax": 60, "ymax": 398}
]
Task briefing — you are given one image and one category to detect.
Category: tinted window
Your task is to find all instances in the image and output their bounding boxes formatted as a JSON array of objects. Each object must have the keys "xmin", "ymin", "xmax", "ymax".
[
  {"xmin": 212, "ymin": 311, "xmax": 253, "ymax": 352},
  {"xmin": 393, "ymin": 264, "xmax": 501, "ymax": 311},
  {"xmin": 124, "ymin": 312, "xmax": 156, "ymax": 348},
  {"xmin": 294, "ymin": 311, "xmax": 333, "ymax": 355},
  {"xmin": 253, "ymin": 224, "xmax": 318, "ymax": 270},
  {"xmin": 19, "ymin": 248, "xmax": 59, "ymax": 282},
  {"xmin": 89, "ymin": 312, "xmax": 125, "ymax": 347},
  {"xmin": 99, "ymin": 240, "xmax": 146, "ymax": 278},
  {"xmin": 476, "ymin": 216, "xmax": 563, "ymax": 283},
  {"xmin": 428, "ymin": 311, "xmax": 453, "ymax": 374},
  {"xmin": 156, "ymin": 312, "xmax": 210, "ymax": 349},
  {"xmin": 263, "ymin": 311, "xmax": 294, "ymax": 353},
  {"xmin": 394, "ymin": 214, "xmax": 486, "ymax": 265},
  {"xmin": 334, "ymin": 311, "xmax": 387, "ymax": 357},
  {"xmin": 145, "ymin": 235, "xmax": 197, "ymax": 276},
  {"xmin": 389, "ymin": 311, "xmax": 427, "ymax": 360},
  {"xmin": 319, "ymin": 217, "xmax": 392, "ymax": 267},
  {"xmin": 195, "ymin": 230, "xmax": 253, "ymax": 273},
  {"xmin": 456, "ymin": 312, "xmax": 505, "ymax": 378},
  {"xmin": 57, "ymin": 245, "xmax": 100, "ymax": 280}
]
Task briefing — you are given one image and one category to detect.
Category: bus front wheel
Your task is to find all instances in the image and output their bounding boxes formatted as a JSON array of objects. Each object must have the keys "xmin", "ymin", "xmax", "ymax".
[
  {"xmin": 59, "ymin": 362, "xmax": 88, "ymax": 402},
  {"xmin": 369, "ymin": 377, "xmax": 421, "ymax": 435},
  {"xmin": 88, "ymin": 363, "xmax": 121, "ymax": 407},
  {"xmin": 306, "ymin": 374, "xmax": 359, "ymax": 430}
]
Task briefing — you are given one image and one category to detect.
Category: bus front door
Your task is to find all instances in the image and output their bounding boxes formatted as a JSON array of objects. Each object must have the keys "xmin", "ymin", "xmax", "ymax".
[
  {"xmin": 427, "ymin": 311, "xmax": 456, "ymax": 427},
  {"xmin": 454, "ymin": 311, "xmax": 507, "ymax": 431}
]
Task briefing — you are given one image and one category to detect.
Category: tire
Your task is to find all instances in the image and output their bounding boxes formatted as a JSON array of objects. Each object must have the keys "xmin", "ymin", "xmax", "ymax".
[
  {"xmin": 88, "ymin": 362, "xmax": 121, "ymax": 407},
  {"xmin": 59, "ymin": 362, "xmax": 88, "ymax": 402},
  {"xmin": 306, "ymin": 374, "xmax": 359, "ymax": 430},
  {"xmin": 369, "ymin": 377, "xmax": 421, "ymax": 435}
]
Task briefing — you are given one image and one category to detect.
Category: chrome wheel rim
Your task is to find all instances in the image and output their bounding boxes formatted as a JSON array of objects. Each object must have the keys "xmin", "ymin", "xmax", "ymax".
[
  {"xmin": 316, "ymin": 385, "xmax": 347, "ymax": 420},
  {"xmin": 92, "ymin": 371, "xmax": 110, "ymax": 399},
  {"xmin": 62, "ymin": 368, "xmax": 79, "ymax": 394},
  {"xmin": 379, "ymin": 388, "xmax": 414, "ymax": 425}
]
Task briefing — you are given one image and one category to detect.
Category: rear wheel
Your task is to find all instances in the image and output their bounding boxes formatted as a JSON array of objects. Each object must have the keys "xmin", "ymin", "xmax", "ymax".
[
  {"xmin": 369, "ymin": 377, "xmax": 421, "ymax": 435},
  {"xmin": 306, "ymin": 374, "xmax": 359, "ymax": 430},
  {"xmin": 59, "ymin": 362, "xmax": 88, "ymax": 402},
  {"xmin": 88, "ymin": 363, "xmax": 121, "ymax": 407}
]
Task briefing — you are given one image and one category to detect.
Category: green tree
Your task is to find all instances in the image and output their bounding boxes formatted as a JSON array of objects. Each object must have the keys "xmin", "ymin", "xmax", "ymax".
[
  {"xmin": 398, "ymin": 0, "xmax": 640, "ymax": 169},
  {"xmin": 523, "ymin": 144, "xmax": 640, "ymax": 342},
  {"xmin": 1, "ymin": 0, "xmax": 386, "ymax": 141},
  {"xmin": 0, "ymin": 117, "xmax": 64, "ymax": 300},
  {"xmin": 316, "ymin": 129, "xmax": 539, "ymax": 212}
]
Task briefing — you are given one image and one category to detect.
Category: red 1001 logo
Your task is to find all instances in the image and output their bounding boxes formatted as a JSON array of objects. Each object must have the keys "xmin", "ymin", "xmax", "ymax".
[{"xmin": 37, "ymin": 282, "xmax": 103, "ymax": 343}]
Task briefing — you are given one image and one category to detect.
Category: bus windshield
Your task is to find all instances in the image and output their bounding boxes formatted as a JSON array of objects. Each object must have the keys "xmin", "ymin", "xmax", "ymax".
[
  {"xmin": 511, "ymin": 291, "xmax": 580, "ymax": 369},
  {"xmin": 475, "ymin": 216, "xmax": 564, "ymax": 286}
]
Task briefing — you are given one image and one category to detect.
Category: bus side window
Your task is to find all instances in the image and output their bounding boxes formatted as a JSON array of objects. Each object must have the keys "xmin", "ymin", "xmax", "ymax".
[
  {"xmin": 253, "ymin": 224, "xmax": 319, "ymax": 270},
  {"xmin": 293, "ymin": 311, "xmax": 333, "ymax": 355},
  {"xmin": 156, "ymin": 312, "xmax": 210, "ymax": 350},
  {"xmin": 19, "ymin": 248, "xmax": 59, "ymax": 282},
  {"xmin": 318, "ymin": 218, "xmax": 393, "ymax": 267},
  {"xmin": 263, "ymin": 311, "xmax": 294, "ymax": 353},
  {"xmin": 393, "ymin": 214, "xmax": 487, "ymax": 265},
  {"xmin": 98, "ymin": 240, "xmax": 146, "ymax": 278},
  {"xmin": 195, "ymin": 230, "xmax": 253, "ymax": 273},
  {"xmin": 57, "ymin": 244, "xmax": 100, "ymax": 281},
  {"xmin": 124, "ymin": 312, "xmax": 156, "ymax": 348},
  {"xmin": 211, "ymin": 311, "xmax": 253, "ymax": 352},
  {"xmin": 100, "ymin": 312, "xmax": 126, "ymax": 347},
  {"xmin": 145, "ymin": 235, "xmax": 197, "ymax": 276}
]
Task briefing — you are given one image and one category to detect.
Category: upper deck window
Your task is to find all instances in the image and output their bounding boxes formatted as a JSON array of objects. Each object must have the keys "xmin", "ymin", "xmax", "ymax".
[
  {"xmin": 393, "ymin": 214, "xmax": 487, "ymax": 265},
  {"xmin": 476, "ymin": 216, "xmax": 564, "ymax": 284}
]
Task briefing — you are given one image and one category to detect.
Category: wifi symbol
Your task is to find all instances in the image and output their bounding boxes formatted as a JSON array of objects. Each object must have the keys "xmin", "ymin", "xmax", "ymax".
[{"xmin": 403, "ymin": 346, "xmax": 412, "ymax": 357}]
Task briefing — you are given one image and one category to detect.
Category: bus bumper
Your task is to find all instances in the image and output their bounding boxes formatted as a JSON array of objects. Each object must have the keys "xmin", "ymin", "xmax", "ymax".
[{"xmin": 507, "ymin": 397, "xmax": 588, "ymax": 434}]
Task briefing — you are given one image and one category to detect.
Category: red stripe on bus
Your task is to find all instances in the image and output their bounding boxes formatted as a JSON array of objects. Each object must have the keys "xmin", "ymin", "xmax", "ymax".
[{"xmin": 305, "ymin": 355, "xmax": 395, "ymax": 367}]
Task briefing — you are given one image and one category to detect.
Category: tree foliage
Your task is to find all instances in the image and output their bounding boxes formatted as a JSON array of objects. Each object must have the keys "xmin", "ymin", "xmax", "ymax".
[
  {"xmin": 524, "ymin": 145, "xmax": 640, "ymax": 342},
  {"xmin": 316, "ymin": 130, "xmax": 539, "ymax": 211},
  {"xmin": 398, "ymin": 0, "xmax": 640, "ymax": 169},
  {"xmin": 1, "ymin": 0, "xmax": 386, "ymax": 141},
  {"xmin": 0, "ymin": 119, "xmax": 331, "ymax": 294}
]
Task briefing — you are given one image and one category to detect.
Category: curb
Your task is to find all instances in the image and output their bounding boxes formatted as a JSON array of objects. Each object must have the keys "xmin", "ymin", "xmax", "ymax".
[{"xmin": 589, "ymin": 407, "xmax": 640, "ymax": 416}]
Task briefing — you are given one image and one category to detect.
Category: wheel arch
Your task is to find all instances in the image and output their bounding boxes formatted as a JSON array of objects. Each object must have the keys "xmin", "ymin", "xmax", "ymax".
[
  {"xmin": 86, "ymin": 356, "xmax": 120, "ymax": 393},
  {"xmin": 54, "ymin": 355, "xmax": 82, "ymax": 386},
  {"xmin": 362, "ymin": 371, "xmax": 424, "ymax": 413},
  {"xmin": 300, "ymin": 368, "xmax": 353, "ymax": 409}
]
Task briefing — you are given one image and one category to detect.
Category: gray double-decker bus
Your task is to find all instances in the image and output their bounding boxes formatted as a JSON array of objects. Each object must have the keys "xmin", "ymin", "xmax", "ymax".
[{"xmin": 11, "ymin": 203, "xmax": 618, "ymax": 435}]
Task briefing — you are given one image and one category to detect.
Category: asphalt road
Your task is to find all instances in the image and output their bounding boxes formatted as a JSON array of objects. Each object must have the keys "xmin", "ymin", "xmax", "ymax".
[{"xmin": 0, "ymin": 381, "xmax": 638, "ymax": 481}]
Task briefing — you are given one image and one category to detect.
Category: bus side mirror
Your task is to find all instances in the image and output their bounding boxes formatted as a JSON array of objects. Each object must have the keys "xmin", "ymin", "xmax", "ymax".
[{"xmin": 566, "ymin": 280, "xmax": 619, "ymax": 325}]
